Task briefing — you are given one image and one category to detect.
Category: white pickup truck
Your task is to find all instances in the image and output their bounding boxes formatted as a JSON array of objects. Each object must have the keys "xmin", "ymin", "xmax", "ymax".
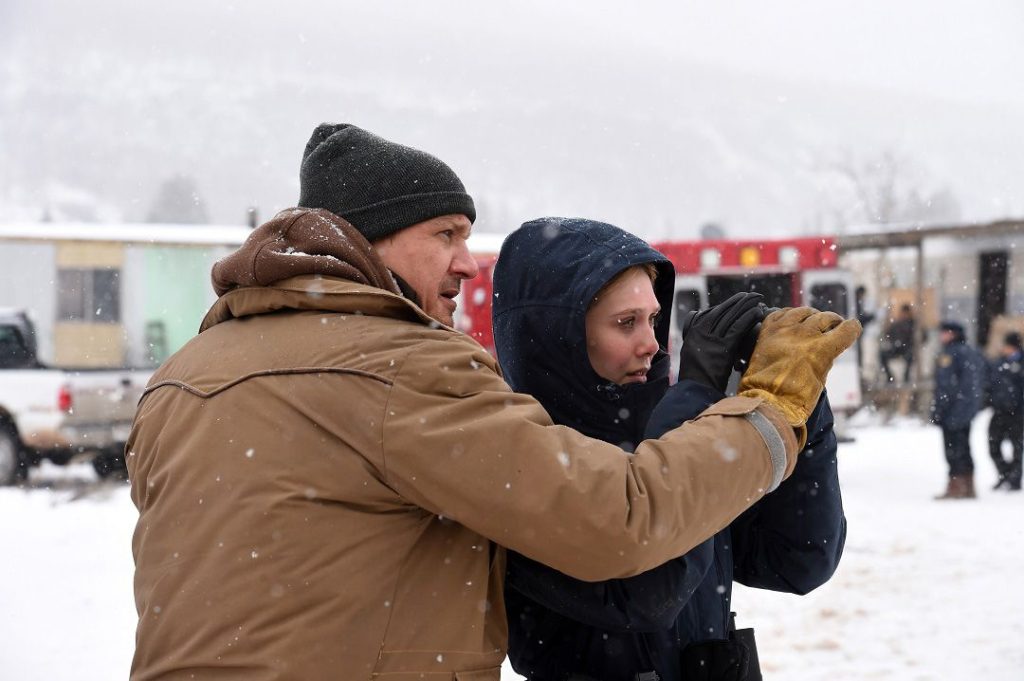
[{"xmin": 0, "ymin": 309, "xmax": 152, "ymax": 484}]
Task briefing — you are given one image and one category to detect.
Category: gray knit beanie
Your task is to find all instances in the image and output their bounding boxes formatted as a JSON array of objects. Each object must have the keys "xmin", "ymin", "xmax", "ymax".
[{"xmin": 298, "ymin": 123, "xmax": 476, "ymax": 242}]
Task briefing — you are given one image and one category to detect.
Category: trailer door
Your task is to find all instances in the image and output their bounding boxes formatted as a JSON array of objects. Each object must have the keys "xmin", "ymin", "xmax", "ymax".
[{"xmin": 802, "ymin": 269, "xmax": 862, "ymax": 413}]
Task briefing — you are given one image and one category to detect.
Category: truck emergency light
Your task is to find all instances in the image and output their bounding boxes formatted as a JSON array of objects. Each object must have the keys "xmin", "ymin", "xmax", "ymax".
[
  {"xmin": 57, "ymin": 384, "xmax": 73, "ymax": 413},
  {"xmin": 739, "ymin": 246, "xmax": 760, "ymax": 268},
  {"xmin": 700, "ymin": 248, "xmax": 721, "ymax": 268},
  {"xmin": 779, "ymin": 246, "xmax": 800, "ymax": 268}
]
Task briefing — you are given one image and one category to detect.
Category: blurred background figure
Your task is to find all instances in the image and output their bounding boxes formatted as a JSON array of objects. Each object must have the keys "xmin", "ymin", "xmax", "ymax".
[
  {"xmin": 930, "ymin": 320, "xmax": 986, "ymax": 499},
  {"xmin": 854, "ymin": 285, "xmax": 877, "ymax": 375},
  {"xmin": 987, "ymin": 331, "xmax": 1024, "ymax": 491},
  {"xmin": 880, "ymin": 303, "xmax": 917, "ymax": 385}
]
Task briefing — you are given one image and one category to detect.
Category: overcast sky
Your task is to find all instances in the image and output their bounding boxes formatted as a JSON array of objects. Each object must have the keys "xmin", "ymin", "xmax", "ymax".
[
  {"xmin": 608, "ymin": 0, "xmax": 1024, "ymax": 106},
  {"xmin": 8, "ymin": 0, "xmax": 1021, "ymax": 104}
]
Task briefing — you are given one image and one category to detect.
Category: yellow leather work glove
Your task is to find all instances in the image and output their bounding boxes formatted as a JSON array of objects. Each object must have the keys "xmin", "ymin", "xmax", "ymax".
[{"xmin": 738, "ymin": 307, "xmax": 862, "ymax": 448}]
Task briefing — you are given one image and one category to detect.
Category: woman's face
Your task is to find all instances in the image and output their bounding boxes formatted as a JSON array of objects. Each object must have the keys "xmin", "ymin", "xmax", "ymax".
[{"xmin": 585, "ymin": 267, "xmax": 661, "ymax": 385}]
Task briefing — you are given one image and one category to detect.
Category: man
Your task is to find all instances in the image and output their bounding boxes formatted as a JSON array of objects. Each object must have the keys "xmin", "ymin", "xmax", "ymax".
[
  {"xmin": 931, "ymin": 320, "xmax": 986, "ymax": 499},
  {"xmin": 880, "ymin": 303, "xmax": 916, "ymax": 385},
  {"xmin": 988, "ymin": 331, "xmax": 1024, "ymax": 491},
  {"xmin": 127, "ymin": 123, "xmax": 860, "ymax": 680}
]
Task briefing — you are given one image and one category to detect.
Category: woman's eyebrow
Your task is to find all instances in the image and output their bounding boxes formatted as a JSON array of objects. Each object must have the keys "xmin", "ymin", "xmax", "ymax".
[{"xmin": 611, "ymin": 306, "xmax": 660, "ymax": 317}]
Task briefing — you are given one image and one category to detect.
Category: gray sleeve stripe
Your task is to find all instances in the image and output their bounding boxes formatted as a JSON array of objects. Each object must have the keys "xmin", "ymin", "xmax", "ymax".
[{"xmin": 744, "ymin": 409, "xmax": 787, "ymax": 493}]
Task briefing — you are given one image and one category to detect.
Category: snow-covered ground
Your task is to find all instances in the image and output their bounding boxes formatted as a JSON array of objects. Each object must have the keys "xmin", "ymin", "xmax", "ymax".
[{"xmin": 1, "ymin": 412, "xmax": 1021, "ymax": 680}]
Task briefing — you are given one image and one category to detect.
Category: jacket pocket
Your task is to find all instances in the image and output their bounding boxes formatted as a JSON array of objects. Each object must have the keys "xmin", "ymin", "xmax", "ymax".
[{"xmin": 454, "ymin": 667, "xmax": 501, "ymax": 681}]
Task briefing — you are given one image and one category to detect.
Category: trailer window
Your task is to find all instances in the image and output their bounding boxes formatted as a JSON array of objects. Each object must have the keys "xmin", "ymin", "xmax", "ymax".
[
  {"xmin": 708, "ymin": 274, "xmax": 793, "ymax": 309},
  {"xmin": 810, "ymin": 283, "xmax": 849, "ymax": 315},
  {"xmin": 57, "ymin": 268, "xmax": 122, "ymax": 323}
]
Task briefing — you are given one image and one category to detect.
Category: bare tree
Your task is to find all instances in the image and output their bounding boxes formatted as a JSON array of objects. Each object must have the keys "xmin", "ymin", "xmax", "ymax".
[
  {"xmin": 146, "ymin": 175, "xmax": 209, "ymax": 224},
  {"xmin": 811, "ymin": 149, "xmax": 961, "ymax": 232}
]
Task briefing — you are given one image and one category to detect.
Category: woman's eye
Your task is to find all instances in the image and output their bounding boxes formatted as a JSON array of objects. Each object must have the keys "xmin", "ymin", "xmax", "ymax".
[
  {"xmin": 649, "ymin": 313, "xmax": 661, "ymax": 327},
  {"xmin": 617, "ymin": 317, "xmax": 636, "ymax": 329}
]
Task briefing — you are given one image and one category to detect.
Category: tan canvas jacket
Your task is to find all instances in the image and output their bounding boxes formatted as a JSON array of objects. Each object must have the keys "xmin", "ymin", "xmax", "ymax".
[{"xmin": 127, "ymin": 209, "xmax": 799, "ymax": 681}]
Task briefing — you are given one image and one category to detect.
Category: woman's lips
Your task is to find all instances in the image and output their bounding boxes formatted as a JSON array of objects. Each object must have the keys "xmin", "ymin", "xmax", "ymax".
[{"xmin": 624, "ymin": 369, "xmax": 649, "ymax": 383}]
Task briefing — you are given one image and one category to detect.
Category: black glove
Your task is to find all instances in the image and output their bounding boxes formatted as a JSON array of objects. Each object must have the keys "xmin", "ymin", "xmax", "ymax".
[{"xmin": 679, "ymin": 292, "xmax": 766, "ymax": 393}]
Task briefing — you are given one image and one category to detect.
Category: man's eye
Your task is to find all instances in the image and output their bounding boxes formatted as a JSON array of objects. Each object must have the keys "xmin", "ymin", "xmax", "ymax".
[{"xmin": 439, "ymin": 230, "xmax": 454, "ymax": 240}]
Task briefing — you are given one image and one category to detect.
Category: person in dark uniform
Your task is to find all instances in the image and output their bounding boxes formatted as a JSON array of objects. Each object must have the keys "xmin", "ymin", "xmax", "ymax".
[
  {"xmin": 880, "ymin": 303, "xmax": 916, "ymax": 384},
  {"xmin": 987, "ymin": 332, "xmax": 1024, "ymax": 491},
  {"xmin": 930, "ymin": 320, "xmax": 986, "ymax": 499},
  {"xmin": 854, "ymin": 286, "xmax": 876, "ymax": 373}
]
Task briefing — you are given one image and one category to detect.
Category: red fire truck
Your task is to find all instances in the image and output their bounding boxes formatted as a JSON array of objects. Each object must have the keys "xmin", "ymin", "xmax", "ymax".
[{"xmin": 457, "ymin": 234, "xmax": 862, "ymax": 415}]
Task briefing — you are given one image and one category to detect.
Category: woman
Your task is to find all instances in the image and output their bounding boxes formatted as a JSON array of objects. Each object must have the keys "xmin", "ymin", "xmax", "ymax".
[{"xmin": 492, "ymin": 217, "xmax": 845, "ymax": 681}]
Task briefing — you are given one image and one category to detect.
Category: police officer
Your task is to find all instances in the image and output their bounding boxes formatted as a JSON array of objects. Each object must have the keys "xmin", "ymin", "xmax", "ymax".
[
  {"xmin": 931, "ymin": 320, "xmax": 986, "ymax": 499},
  {"xmin": 988, "ymin": 332, "xmax": 1024, "ymax": 491}
]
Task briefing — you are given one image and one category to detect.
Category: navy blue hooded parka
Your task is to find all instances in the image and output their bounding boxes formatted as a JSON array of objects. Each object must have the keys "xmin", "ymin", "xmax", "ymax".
[
  {"xmin": 492, "ymin": 217, "xmax": 846, "ymax": 681},
  {"xmin": 931, "ymin": 322, "xmax": 986, "ymax": 429}
]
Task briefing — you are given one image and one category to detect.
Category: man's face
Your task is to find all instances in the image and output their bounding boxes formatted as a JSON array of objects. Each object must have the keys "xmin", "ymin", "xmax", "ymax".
[{"xmin": 374, "ymin": 214, "xmax": 479, "ymax": 326}]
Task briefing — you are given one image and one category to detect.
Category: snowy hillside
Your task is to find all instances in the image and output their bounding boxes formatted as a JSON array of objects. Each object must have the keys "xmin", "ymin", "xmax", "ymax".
[{"xmin": 2, "ymin": 1, "xmax": 1022, "ymax": 238}]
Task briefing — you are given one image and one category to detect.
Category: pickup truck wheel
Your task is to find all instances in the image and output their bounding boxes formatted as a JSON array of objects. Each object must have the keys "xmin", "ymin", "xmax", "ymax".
[
  {"xmin": 92, "ymin": 452, "xmax": 128, "ymax": 481},
  {"xmin": 0, "ymin": 428, "xmax": 28, "ymax": 486}
]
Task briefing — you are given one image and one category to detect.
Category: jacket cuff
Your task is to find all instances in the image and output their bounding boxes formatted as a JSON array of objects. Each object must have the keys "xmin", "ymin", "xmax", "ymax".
[
  {"xmin": 751, "ymin": 402, "xmax": 801, "ymax": 482},
  {"xmin": 744, "ymin": 409, "xmax": 788, "ymax": 492},
  {"xmin": 695, "ymin": 396, "xmax": 800, "ymax": 491}
]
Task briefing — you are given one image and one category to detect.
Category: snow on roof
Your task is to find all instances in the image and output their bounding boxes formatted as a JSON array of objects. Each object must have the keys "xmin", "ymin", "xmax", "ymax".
[{"xmin": 0, "ymin": 222, "xmax": 252, "ymax": 247}]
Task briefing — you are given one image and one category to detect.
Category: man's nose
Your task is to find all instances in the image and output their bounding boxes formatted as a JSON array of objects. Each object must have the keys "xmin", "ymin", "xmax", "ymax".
[{"xmin": 452, "ymin": 241, "xmax": 480, "ymax": 279}]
